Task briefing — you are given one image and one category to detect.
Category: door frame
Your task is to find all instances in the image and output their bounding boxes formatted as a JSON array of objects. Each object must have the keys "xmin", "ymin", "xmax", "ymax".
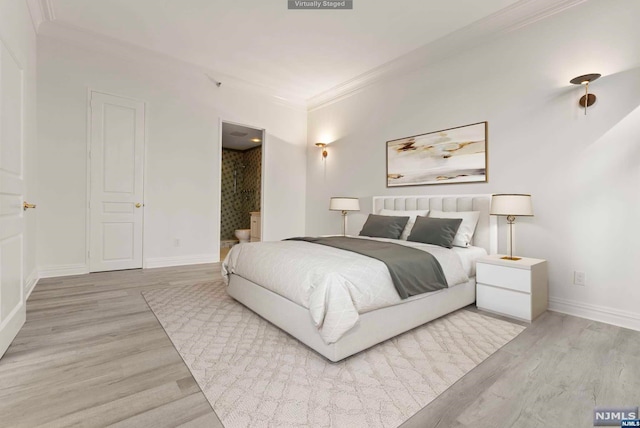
[
  {"xmin": 85, "ymin": 88, "xmax": 148, "ymax": 272},
  {"xmin": 217, "ymin": 119, "xmax": 266, "ymax": 261},
  {"xmin": 0, "ymin": 34, "xmax": 26, "ymax": 358}
]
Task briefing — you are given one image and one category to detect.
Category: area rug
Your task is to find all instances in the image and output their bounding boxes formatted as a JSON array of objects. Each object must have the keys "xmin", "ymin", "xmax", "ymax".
[{"xmin": 143, "ymin": 280, "xmax": 525, "ymax": 428}]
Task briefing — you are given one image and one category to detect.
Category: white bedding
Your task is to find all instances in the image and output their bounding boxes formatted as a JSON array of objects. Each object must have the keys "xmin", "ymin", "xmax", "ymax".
[
  {"xmin": 222, "ymin": 236, "xmax": 472, "ymax": 344},
  {"xmin": 452, "ymin": 245, "xmax": 488, "ymax": 277}
]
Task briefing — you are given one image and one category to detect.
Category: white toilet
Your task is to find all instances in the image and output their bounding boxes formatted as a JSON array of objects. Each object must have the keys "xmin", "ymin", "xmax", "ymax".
[{"xmin": 234, "ymin": 229, "xmax": 251, "ymax": 244}]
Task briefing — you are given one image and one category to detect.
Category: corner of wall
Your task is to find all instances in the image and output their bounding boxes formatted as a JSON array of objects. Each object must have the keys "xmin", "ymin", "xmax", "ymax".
[{"xmin": 25, "ymin": 269, "xmax": 39, "ymax": 300}]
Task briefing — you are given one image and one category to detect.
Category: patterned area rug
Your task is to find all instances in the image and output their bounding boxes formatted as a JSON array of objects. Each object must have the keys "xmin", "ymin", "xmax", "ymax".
[{"xmin": 143, "ymin": 280, "xmax": 525, "ymax": 428}]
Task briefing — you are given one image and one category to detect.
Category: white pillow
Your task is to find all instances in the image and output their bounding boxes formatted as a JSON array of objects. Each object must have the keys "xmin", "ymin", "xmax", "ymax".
[
  {"xmin": 378, "ymin": 209, "xmax": 429, "ymax": 240},
  {"xmin": 428, "ymin": 210, "xmax": 480, "ymax": 248}
]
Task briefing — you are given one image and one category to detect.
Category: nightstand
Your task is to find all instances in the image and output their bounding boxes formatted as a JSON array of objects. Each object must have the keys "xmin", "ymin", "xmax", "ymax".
[{"xmin": 476, "ymin": 255, "xmax": 548, "ymax": 322}]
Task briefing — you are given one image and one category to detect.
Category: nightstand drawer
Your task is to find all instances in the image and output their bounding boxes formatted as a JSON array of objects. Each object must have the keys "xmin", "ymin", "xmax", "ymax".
[
  {"xmin": 476, "ymin": 263, "xmax": 531, "ymax": 293},
  {"xmin": 477, "ymin": 283, "xmax": 531, "ymax": 321}
]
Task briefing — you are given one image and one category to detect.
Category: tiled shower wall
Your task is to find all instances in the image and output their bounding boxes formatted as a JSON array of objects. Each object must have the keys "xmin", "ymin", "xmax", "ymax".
[
  {"xmin": 242, "ymin": 146, "xmax": 262, "ymax": 218},
  {"xmin": 220, "ymin": 146, "xmax": 262, "ymax": 240}
]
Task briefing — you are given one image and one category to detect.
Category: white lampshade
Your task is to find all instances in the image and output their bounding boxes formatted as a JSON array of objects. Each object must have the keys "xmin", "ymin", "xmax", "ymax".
[
  {"xmin": 490, "ymin": 194, "xmax": 533, "ymax": 216},
  {"xmin": 329, "ymin": 197, "xmax": 360, "ymax": 212}
]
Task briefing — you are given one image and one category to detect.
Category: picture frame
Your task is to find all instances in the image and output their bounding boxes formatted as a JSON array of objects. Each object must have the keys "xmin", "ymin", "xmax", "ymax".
[{"xmin": 386, "ymin": 121, "xmax": 488, "ymax": 187}]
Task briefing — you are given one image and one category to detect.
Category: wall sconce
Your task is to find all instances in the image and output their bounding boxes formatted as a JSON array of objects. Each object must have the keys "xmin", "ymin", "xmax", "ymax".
[
  {"xmin": 570, "ymin": 73, "xmax": 601, "ymax": 115},
  {"xmin": 315, "ymin": 143, "xmax": 328, "ymax": 160}
]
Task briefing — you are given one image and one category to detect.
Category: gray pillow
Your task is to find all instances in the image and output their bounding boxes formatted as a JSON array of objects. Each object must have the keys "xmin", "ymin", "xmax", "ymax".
[
  {"xmin": 407, "ymin": 216, "xmax": 463, "ymax": 248},
  {"xmin": 359, "ymin": 214, "xmax": 409, "ymax": 240}
]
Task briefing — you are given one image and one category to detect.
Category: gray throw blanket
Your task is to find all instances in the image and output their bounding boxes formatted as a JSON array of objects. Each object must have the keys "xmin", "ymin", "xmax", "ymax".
[{"xmin": 286, "ymin": 236, "xmax": 448, "ymax": 299}]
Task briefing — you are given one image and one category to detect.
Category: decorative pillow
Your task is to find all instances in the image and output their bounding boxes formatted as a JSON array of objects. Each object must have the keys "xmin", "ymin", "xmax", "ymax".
[
  {"xmin": 407, "ymin": 217, "xmax": 463, "ymax": 248},
  {"xmin": 378, "ymin": 209, "xmax": 429, "ymax": 240},
  {"xmin": 428, "ymin": 210, "xmax": 480, "ymax": 248},
  {"xmin": 359, "ymin": 214, "xmax": 410, "ymax": 240}
]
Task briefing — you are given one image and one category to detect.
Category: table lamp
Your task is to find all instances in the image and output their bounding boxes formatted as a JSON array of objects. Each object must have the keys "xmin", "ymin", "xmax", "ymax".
[
  {"xmin": 329, "ymin": 197, "xmax": 360, "ymax": 236},
  {"xmin": 490, "ymin": 194, "xmax": 533, "ymax": 261}
]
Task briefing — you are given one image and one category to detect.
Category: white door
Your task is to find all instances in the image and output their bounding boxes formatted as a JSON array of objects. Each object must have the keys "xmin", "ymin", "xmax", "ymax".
[
  {"xmin": 89, "ymin": 92, "xmax": 145, "ymax": 272},
  {"xmin": 0, "ymin": 40, "xmax": 26, "ymax": 357}
]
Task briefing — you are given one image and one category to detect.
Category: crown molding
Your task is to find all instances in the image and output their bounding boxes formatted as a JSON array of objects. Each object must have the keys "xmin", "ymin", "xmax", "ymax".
[
  {"xmin": 26, "ymin": 0, "xmax": 55, "ymax": 33},
  {"xmin": 36, "ymin": 20, "xmax": 308, "ymax": 110},
  {"xmin": 42, "ymin": 0, "xmax": 56, "ymax": 20},
  {"xmin": 307, "ymin": 0, "xmax": 587, "ymax": 111},
  {"xmin": 26, "ymin": 0, "xmax": 44, "ymax": 33},
  {"xmin": 29, "ymin": 0, "xmax": 585, "ymax": 112}
]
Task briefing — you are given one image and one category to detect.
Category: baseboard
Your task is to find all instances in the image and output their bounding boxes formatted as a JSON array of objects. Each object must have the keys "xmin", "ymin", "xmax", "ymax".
[
  {"xmin": 37, "ymin": 256, "xmax": 218, "ymax": 277},
  {"xmin": 0, "ymin": 300, "xmax": 25, "ymax": 357},
  {"xmin": 548, "ymin": 296, "xmax": 640, "ymax": 332},
  {"xmin": 38, "ymin": 263, "xmax": 89, "ymax": 279},
  {"xmin": 25, "ymin": 270, "xmax": 39, "ymax": 300},
  {"xmin": 143, "ymin": 254, "xmax": 218, "ymax": 269}
]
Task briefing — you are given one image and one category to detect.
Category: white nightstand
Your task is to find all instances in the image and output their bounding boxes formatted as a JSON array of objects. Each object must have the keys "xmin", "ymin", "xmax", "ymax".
[{"xmin": 476, "ymin": 255, "xmax": 548, "ymax": 322}]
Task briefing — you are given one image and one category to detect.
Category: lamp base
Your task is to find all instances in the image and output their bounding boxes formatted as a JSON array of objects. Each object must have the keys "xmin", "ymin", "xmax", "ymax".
[
  {"xmin": 501, "ymin": 256, "xmax": 522, "ymax": 261},
  {"xmin": 341, "ymin": 211, "xmax": 347, "ymax": 236}
]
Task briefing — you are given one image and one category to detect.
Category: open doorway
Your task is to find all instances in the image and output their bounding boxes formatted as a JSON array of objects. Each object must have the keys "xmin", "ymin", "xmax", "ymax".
[{"xmin": 219, "ymin": 122, "xmax": 265, "ymax": 260}]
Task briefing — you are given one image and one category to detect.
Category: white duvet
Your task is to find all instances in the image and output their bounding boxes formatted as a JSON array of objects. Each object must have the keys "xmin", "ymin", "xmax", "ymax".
[{"xmin": 222, "ymin": 236, "xmax": 471, "ymax": 344}]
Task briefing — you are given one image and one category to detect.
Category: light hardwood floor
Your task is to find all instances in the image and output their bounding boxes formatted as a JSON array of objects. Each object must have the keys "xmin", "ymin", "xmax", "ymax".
[
  {"xmin": 0, "ymin": 264, "xmax": 222, "ymax": 428},
  {"xmin": 1, "ymin": 264, "xmax": 638, "ymax": 427}
]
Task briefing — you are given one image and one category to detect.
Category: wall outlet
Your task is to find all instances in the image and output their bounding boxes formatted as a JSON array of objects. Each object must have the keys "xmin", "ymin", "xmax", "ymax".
[
  {"xmin": 573, "ymin": 271, "xmax": 586, "ymax": 286},
  {"xmin": 174, "ymin": 238, "xmax": 180, "ymax": 247}
]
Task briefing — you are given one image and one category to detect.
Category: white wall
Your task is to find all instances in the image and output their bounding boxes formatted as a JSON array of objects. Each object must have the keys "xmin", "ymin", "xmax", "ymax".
[
  {"xmin": 306, "ymin": 0, "xmax": 640, "ymax": 328},
  {"xmin": 37, "ymin": 36, "xmax": 306, "ymax": 274},
  {"xmin": 0, "ymin": 0, "xmax": 38, "ymax": 293}
]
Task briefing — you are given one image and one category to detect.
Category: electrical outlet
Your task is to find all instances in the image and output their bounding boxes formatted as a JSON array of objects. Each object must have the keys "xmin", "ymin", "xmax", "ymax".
[
  {"xmin": 573, "ymin": 271, "xmax": 586, "ymax": 286},
  {"xmin": 174, "ymin": 238, "xmax": 180, "ymax": 247}
]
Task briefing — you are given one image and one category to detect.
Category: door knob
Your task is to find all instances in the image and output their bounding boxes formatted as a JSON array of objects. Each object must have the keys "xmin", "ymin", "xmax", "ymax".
[
  {"xmin": 135, "ymin": 203, "xmax": 142, "ymax": 208},
  {"xmin": 23, "ymin": 202, "xmax": 36, "ymax": 211}
]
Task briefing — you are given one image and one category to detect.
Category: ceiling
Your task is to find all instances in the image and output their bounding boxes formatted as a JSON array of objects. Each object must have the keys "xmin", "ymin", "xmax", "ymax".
[
  {"xmin": 45, "ymin": 0, "xmax": 522, "ymax": 101},
  {"xmin": 221, "ymin": 123, "xmax": 263, "ymax": 151}
]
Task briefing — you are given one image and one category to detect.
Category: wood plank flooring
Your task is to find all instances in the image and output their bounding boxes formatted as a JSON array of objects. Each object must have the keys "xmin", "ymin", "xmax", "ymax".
[
  {"xmin": 0, "ymin": 265, "xmax": 222, "ymax": 428},
  {"xmin": 1, "ymin": 264, "xmax": 638, "ymax": 427}
]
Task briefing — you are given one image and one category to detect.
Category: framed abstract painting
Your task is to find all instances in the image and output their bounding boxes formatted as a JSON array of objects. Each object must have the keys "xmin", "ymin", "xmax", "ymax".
[{"xmin": 386, "ymin": 122, "xmax": 488, "ymax": 187}]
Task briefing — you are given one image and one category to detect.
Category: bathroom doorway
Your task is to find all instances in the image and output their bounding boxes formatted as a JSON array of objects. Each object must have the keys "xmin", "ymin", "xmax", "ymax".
[{"xmin": 219, "ymin": 121, "xmax": 265, "ymax": 260}]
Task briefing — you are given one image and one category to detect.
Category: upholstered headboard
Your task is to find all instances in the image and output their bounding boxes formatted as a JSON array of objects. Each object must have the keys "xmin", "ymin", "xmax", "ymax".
[{"xmin": 372, "ymin": 194, "xmax": 497, "ymax": 254}]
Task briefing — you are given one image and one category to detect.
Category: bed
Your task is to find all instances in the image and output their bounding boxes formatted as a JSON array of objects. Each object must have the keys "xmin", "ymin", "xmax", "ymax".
[{"xmin": 223, "ymin": 194, "xmax": 497, "ymax": 362}]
